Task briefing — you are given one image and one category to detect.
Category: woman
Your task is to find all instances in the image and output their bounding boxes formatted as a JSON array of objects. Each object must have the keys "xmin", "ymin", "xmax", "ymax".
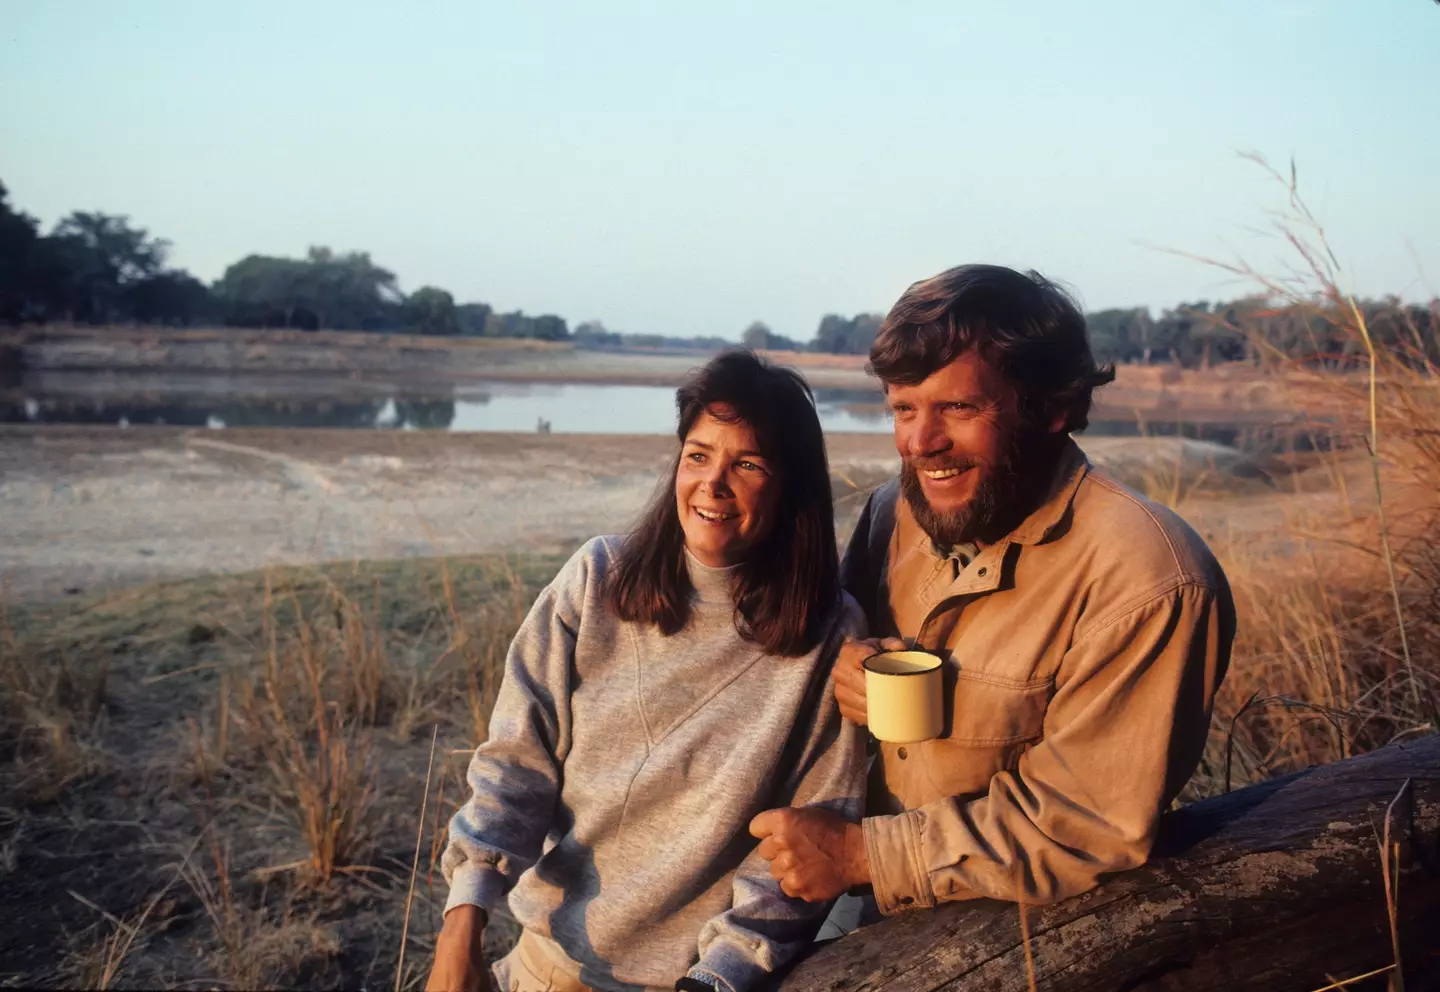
[{"xmin": 427, "ymin": 350, "xmax": 867, "ymax": 992}]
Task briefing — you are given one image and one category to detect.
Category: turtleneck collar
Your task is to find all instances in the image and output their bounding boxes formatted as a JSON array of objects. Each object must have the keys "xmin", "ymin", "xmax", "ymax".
[{"xmin": 684, "ymin": 549, "xmax": 740, "ymax": 606}]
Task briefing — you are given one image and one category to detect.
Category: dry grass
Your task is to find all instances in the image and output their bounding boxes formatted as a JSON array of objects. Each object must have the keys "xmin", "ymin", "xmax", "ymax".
[
  {"xmin": 0, "ymin": 596, "xmax": 108, "ymax": 805},
  {"xmin": 1167, "ymin": 158, "xmax": 1439, "ymax": 798},
  {"xmin": 0, "ymin": 553, "xmax": 557, "ymax": 990}
]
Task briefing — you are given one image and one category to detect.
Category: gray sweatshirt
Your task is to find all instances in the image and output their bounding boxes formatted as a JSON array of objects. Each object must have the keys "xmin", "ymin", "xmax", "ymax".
[{"xmin": 441, "ymin": 536, "xmax": 867, "ymax": 992}]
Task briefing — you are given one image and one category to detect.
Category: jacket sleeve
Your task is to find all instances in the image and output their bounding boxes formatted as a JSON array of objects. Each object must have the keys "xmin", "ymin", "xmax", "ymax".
[
  {"xmin": 688, "ymin": 598, "xmax": 869, "ymax": 992},
  {"xmin": 439, "ymin": 546, "xmax": 590, "ymax": 915},
  {"xmin": 863, "ymin": 580, "xmax": 1232, "ymax": 912}
]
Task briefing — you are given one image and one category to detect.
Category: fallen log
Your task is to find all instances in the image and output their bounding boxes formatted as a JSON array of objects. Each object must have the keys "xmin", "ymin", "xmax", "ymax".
[{"xmin": 776, "ymin": 735, "xmax": 1440, "ymax": 992}]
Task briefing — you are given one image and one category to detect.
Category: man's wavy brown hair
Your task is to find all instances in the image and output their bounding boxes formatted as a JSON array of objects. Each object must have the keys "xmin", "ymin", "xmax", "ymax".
[{"xmin": 869, "ymin": 264, "xmax": 1115, "ymax": 432}]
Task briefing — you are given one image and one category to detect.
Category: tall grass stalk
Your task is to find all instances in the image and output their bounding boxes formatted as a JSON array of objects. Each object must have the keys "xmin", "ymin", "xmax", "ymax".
[{"xmin": 1171, "ymin": 156, "xmax": 1438, "ymax": 795}]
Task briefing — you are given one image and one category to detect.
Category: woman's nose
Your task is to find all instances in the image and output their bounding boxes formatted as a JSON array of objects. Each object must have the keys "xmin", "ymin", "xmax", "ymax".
[{"xmin": 704, "ymin": 466, "xmax": 732, "ymax": 496}]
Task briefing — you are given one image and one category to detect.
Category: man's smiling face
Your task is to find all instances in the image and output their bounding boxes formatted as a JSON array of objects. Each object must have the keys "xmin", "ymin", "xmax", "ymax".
[{"xmin": 887, "ymin": 348, "xmax": 1035, "ymax": 548}]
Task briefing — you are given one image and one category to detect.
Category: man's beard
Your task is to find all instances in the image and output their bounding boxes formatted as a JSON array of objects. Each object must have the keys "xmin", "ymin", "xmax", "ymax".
[{"xmin": 899, "ymin": 431, "xmax": 1046, "ymax": 548}]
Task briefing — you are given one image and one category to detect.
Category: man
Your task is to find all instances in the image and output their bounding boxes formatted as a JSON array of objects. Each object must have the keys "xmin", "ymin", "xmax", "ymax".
[{"xmin": 752, "ymin": 264, "xmax": 1235, "ymax": 917}]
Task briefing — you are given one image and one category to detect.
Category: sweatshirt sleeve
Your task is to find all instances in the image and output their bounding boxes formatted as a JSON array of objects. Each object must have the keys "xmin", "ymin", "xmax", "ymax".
[
  {"xmin": 863, "ymin": 580, "xmax": 1232, "ymax": 913},
  {"xmin": 439, "ymin": 543, "xmax": 594, "ymax": 915},
  {"xmin": 688, "ymin": 597, "xmax": 869, "ymax": 992}
]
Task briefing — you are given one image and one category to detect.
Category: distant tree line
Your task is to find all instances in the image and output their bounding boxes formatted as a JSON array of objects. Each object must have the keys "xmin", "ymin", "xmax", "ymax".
[
  {"xmin": 789, "ymin": 300, "xmax": 1437, "ymax": 369},
  {"xmin": 0, "ymin": 181, "xmax": 571, "ymax": 340},
  {"xmin": 2, "ymin": 181, "xmax": 1433, "ymax": 367}
]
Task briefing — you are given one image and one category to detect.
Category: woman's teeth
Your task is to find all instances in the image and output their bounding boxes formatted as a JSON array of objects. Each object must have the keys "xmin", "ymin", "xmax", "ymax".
[
  {"xmin": 694, "ymin": 507, "xmax": 738, "ymax": 522},
  {"xmin": 923, "ymin": 467, "xmax": 964, "ymax": 480}
]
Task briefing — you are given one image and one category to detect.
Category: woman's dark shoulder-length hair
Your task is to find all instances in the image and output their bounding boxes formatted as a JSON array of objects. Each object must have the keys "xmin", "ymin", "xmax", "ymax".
[{"xmin": 601, "ymin": 348, "xmax": 839, "ymax": 657}]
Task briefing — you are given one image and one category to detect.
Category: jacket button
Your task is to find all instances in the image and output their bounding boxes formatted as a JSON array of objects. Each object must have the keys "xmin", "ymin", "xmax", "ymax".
[
  {"xmin": 977, "ymin": 566, "xmax": 988, "ymax": 577},
  {"xmin": 899, "ymin": 896, "xmax": 914, "ymax": 905},
  {"xmin": 897, "ymin": 746, "xmax": 908, "ymax": 760}
]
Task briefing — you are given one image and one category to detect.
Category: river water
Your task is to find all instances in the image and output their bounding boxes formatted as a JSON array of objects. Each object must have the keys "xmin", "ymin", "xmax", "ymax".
[{"xmin": 2, "ymin": 376, "xmax": 1315, "ymax": 450}]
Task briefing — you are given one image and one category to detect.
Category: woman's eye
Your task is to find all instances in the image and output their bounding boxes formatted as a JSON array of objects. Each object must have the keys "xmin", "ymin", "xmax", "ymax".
[
  {"xmin": 738, "ymin": 460, "xmax": 762, "ymax": 472},
  {"xmin": 686, "ymin": 451, "xmax": 706, "ymax": 462}
]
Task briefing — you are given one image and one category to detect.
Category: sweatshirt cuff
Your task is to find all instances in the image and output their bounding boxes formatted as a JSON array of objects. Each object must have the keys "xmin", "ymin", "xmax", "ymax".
[
  {"xmin": 862, "ymin": 812, "xmax": 934, "ymax": 917},
  {"xmin": 443, "ymin": 862, "xmax": 508, "ymax": 916},
  {"xmin": 689, "ymin": 942, "xmax": 767, "ymax": 992}
]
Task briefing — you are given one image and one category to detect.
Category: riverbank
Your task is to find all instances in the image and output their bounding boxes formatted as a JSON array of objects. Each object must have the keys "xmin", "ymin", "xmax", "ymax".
[{"xmin": 2, "ymin": 423, "xmax": 1306, "ymax": 603}]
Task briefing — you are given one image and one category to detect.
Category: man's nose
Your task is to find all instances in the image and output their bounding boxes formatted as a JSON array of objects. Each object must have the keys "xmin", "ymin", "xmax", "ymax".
[{"xmin": 902, "ymin": 410, "xmax": 949, "ymax": 459}]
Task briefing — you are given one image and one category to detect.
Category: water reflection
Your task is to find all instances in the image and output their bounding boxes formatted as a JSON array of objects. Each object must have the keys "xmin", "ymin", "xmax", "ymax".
[
  {"xmin": 2, "ymin": 394, "xmax": 455, "ymax": 431},
  {"xmin": 1, "ymin": 378, "xmax": 1323, "ymax": 452}
]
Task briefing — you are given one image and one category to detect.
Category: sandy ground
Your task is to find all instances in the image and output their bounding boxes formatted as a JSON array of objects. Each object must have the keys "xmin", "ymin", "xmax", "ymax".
[
  {"xmin": 0, "ymin": 427, "xmax": 903, "ymax": 601},
  {"xmin": 0, "ymin": 424, "xmax": 1312, "ymax": 603}
]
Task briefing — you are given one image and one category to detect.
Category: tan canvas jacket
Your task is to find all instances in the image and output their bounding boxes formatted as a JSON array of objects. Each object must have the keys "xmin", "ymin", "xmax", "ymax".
[{"xmin": 840, "ymin": 439, "xmax": 1235, "ymax": 914}]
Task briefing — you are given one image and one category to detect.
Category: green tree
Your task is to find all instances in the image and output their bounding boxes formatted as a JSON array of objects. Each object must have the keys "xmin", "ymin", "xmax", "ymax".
[
  {"xmin": 214, "ymin": 247, "xmax": 402, "ymax": 330},
  {"xmin": 742, "ymin": 321, "xmax": 774, "ymax": 350},
  {"xmin": 298, "ymin": 246, "xmax": 401, "ymax": 330},
  {"xmin": 531, "ymin": 314, "xmax": 569, "ymax": 341},
  {"xmin": 456, "ymin": 302, "xmax": 493, "ymax": 336},
  {"xmin": 214, "ymin": 254, "xmax": 309, "ymax": 327},
  {"xmin": 126, "ymin": 270, "xmax": 216, "ymax": 326},
  {"xmin": 47, "ymin": 211, "xmax": 169, "ymax": 323},
  {"xmin": 742, "ymin": 321, "xmax": 801, "ymax": 351},
  {"xmin": 405, "ymin": 286, "xmax": 459, "ymax": 335},
  {"xmin": 574, "ymin": 320, "xmax": 621, "ymax": 347},
  {"xmin": 0, "ymin": 181, "xmax": 48, "ymax": 323},
  {"xmin": 810, "ymin": 313, "xmax": 882, "ymax": 354},
  {"xmin": 1086, "ymin": 307, "xmax": 1155, "ymax": 364}
]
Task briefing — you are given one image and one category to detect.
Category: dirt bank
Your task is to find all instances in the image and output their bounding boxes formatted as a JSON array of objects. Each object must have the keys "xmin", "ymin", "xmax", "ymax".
[
  {"xmin": 0, "ymin": 426, "xmax": 897, "ymax": 601},
  {"xmin": 1, "ymin": 424, "xmax": 1318, "ymax": 603}
]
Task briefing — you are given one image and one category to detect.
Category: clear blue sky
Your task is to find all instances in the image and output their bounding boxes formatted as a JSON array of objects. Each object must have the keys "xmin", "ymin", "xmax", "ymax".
[{"xmin": 3, "ymin": 0, "xmax": 1436, "ymax": 340}]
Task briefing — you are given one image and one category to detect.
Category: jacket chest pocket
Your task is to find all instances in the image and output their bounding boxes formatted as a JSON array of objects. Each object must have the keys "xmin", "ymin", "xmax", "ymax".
[
  {"xmin": 882, "ymin": 670, "xmax": 1054, "ymax": 811},
  {"xmin": 944, "ymin": 669, "xmax": 1051, "ymax": 746}
]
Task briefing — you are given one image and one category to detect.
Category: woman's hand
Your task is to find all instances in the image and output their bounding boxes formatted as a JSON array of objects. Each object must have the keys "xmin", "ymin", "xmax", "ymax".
[
  {"xmin": 831, "ymin": 637, "xmax": 906, "ymax": 726},
  {"xmin": 426, "ymin": 904, "xmax": 494, "ymax": 992}
]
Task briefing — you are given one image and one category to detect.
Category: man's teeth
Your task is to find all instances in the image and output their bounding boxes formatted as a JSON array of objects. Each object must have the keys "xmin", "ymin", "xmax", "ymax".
[
  {"xmin": 923, "ymin": 467, "xmax": 964, "ymax": 480},
  {"xmin": 695, "ymin": 507, "xmax": 738, "ymax": 522}
]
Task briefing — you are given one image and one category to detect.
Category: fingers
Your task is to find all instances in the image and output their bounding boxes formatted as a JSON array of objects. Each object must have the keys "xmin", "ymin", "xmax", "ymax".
[
  {"xmin": 834, "ymin": 683, "xmax": 867, "ymax": 726},
  {"xmin": 756, "ymin": 835, "xmax": 781, "ymax": 861},
  {"xmin": 832, "ymin": 651, "xmax": 868, "ymax": 726},
  {"xmin": 832, "ymin": 658, "xmax": 865, "ymax": 694},
  {"xmin": 878, "ymin": 636, "xmax": 908, "ymax": 651},
  {"xmin": 751, "ymin": 806, "xmax": 799, "ymax": 840},
  {"xmin": 749, "ymin": 809, "xmax": 780, "ymax": 839},
  {"xmin": 837, "ymin": 638, "xmax": 879, "ymax": 668},
  {"xmin": 766, "ymin": 851, "xmax": 797, "ymax": 879}
]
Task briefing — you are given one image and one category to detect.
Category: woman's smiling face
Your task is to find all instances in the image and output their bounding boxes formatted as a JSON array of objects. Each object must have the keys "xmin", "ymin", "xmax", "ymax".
[{"xmin": 675, "ymin": 404, "xmax": 782, "ymax": 568}]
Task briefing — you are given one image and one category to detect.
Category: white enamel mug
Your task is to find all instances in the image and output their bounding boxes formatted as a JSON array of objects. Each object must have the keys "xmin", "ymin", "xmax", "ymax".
[{"xmin": 863, "ymin": 650, "xmax": 944, "ymax": 744}]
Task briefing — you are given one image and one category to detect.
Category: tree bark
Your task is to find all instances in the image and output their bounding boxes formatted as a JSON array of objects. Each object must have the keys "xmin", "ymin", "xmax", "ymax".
[{"xmin": 775, "ymin": 735, "xmax": 1440, "ymax": 992}]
